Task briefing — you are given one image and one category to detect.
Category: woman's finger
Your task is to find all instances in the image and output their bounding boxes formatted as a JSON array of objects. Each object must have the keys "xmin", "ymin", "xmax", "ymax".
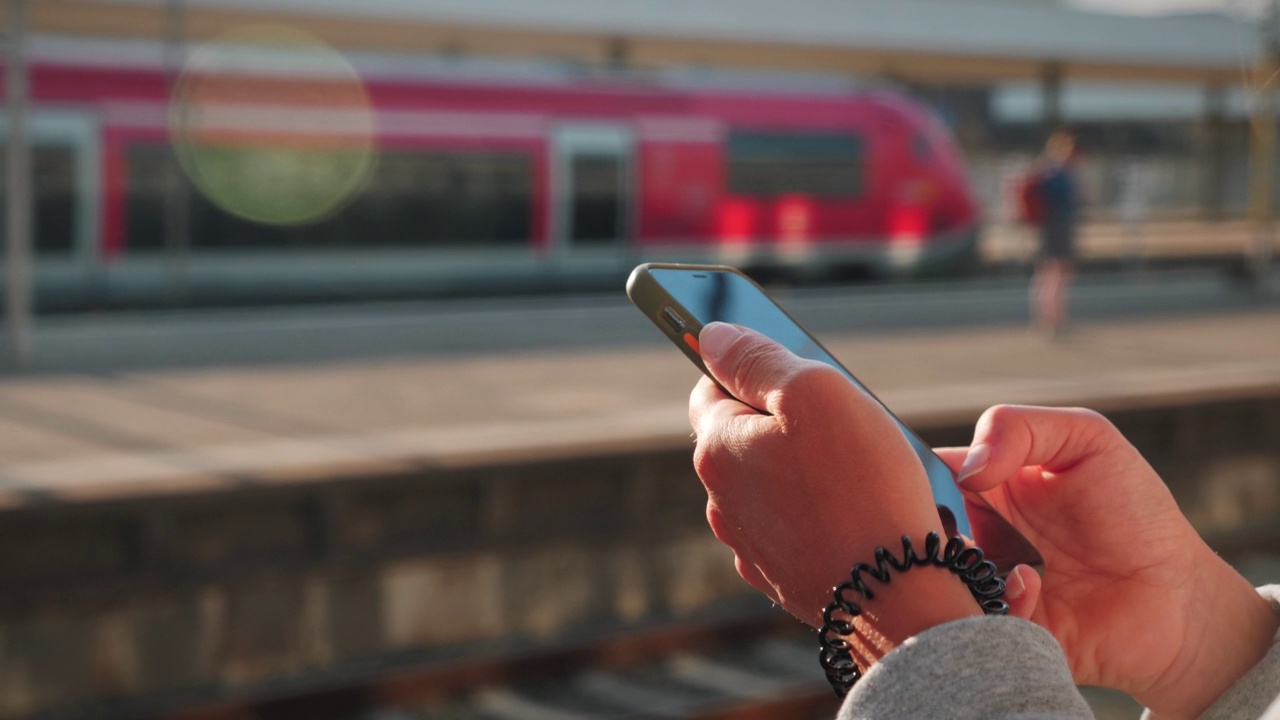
[
  {"xmin": 957, "ymin": 405, "xmax": 1114, "ymax": 493},
  {"xmin": 933, "ymin": 446, "xmax": 967, "ymax": 473},
  {"xmin": 689, "ymin": 374, "xmax": 758, "ymax": 437},
  {"xmin": 1004, "ymin": 564, "xmax": 1041, "ymax": 621}
]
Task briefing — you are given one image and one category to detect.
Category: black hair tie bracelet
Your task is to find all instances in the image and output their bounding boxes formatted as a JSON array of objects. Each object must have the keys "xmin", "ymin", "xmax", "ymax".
[{"xmin": 818, "ymin": 532, "xmax": 1010, "ymax": 697}]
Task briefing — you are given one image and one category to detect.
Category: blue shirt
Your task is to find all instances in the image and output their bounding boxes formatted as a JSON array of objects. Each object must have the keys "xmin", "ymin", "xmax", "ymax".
[{"xmin": 1039, "ymin": 163, "xmax": 1078, "ymax": 224}]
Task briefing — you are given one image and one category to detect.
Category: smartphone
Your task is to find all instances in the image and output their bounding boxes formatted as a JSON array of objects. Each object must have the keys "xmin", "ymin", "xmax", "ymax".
[{"xmin": 627, "ymin": 262, "xmax": 1041, "ymax": 573}]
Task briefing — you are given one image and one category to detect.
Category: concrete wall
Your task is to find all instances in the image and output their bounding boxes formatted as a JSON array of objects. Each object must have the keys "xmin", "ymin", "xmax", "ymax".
[
  {"xmin": 0, "ymin": 451, "xmax": 753, "ymax": 716},
  {"xmin": 1, "ymin": 394, "xmax": 1278, "ymax": 716}
]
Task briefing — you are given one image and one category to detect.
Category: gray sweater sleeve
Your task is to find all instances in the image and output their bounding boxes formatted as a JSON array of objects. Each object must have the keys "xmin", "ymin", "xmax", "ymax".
[
  {"xmin": 838, "ymin": 585, "xmax": 1280, "ymax": 720},
  {"xmin": 837, "ymin": 614, "xmax": 1093, "ymax": 720}
]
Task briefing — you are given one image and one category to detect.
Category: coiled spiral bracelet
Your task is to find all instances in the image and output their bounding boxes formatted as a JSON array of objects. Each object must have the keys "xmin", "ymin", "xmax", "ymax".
[{"xmin": 818, "ymin": 532, "xmax": 1009, "ymax": 697}]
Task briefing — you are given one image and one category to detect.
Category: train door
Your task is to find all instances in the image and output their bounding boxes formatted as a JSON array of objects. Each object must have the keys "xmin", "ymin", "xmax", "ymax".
[
  {"xmin": 551, "ymin": 125, "xmax": 634, "ymax": 264},
  {"xmin": 0, "ymin": 111, "xmax": 101, "ymax": 298}
]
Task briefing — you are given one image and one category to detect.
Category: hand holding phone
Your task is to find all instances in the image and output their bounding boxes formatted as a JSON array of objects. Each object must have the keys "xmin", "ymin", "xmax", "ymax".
[
  {"xmin": 627, "ymin": 263, "xmax": 1041, "ymax": 574},
  {"xmin": 690, "ymin": 320, "xmax": 1000, "ymax": 636},
  {"xmin": 629, "ymin": 264, "xmax": 1280, "ymax": 711}
]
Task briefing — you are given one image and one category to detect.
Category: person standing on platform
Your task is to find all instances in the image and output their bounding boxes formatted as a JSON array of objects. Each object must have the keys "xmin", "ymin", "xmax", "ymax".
[{"xmin": 1030, "ymin": 129, "xmax": 1081, "ymax": 339}]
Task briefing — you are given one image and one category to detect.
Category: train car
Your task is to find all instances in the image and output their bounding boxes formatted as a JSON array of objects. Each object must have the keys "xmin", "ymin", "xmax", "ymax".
[{"xmin": 13, "ymin": 36, "xmax": 981, "ymax": 308}]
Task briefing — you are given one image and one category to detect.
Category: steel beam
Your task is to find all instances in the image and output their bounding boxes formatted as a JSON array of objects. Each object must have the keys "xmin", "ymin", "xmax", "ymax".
[
  {"xmin": 1202, "ymin": 84, "xmax": 1227, "ymax": 222},
  {"xmin": 4, "ymin": 0, "xmax": 31, "ymax": 367},
  {"xmin": 1249, "ymin": 0, "xmax": 1279, "ymax": 289}
]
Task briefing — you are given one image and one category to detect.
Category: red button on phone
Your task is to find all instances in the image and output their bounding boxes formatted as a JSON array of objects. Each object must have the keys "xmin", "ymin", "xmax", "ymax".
[{"xmin": 682, "ymin": 332, "xmax": 701, "ymax": 355}]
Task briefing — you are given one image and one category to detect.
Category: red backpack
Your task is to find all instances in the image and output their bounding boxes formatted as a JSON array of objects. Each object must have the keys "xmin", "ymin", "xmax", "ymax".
[{"xmin": 1016, "ymin": 170, "xmax": 1047, "ymax": 226}]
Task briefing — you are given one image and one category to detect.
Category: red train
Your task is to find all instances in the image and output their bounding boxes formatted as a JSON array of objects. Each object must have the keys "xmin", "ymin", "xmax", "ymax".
[{"xmin": 18, "ymin": 37, "xmax": 981, "ymax": 306}]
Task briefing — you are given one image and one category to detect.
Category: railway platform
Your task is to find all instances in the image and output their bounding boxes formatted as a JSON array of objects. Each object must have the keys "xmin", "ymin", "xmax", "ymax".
[
  {"xmin": 1, "ymin": 301, "xmax": 1279, "ymax": 504},
  {"xmin": 983, "ymin": 218, "xmax": 1267, "ymax": 268},
  {"xmin": 2, "ymin": 282, "xmax": 1280, "ymax": 718}
]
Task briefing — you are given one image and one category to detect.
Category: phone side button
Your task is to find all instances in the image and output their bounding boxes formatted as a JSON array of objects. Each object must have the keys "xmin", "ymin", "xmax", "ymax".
[
  {"xmin": 661, "ymin": 306, "xmax": 687, "ymax": 332},
  {"xmin": 682, "ymin": 332, "xmax": 701, "ymax": 355}
]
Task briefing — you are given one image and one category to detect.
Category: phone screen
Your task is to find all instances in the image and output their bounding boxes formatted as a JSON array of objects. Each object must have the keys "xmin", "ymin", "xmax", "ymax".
[{"xmin": 648, "ymin": 267, "xmax": 971, "ymax": 539}]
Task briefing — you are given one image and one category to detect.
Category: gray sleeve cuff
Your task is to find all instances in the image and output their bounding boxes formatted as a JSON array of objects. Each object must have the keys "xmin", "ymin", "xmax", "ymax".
[
  {"xmin": 838, "ymin": 615, "xmax": 1093, "ymax": 720},
  {"xmin": 1154, "ymin": 585, "xmax": 1280, "ymax": 720}
]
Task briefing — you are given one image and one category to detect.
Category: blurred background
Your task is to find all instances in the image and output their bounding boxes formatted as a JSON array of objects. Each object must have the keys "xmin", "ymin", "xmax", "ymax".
[{"xmin": 0, "ymin": 1, "xmax": 1278, "ymax": 718}]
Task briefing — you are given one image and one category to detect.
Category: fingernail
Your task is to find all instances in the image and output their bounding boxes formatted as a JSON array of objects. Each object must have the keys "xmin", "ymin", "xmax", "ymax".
[
  {"xmin": 699, "ymin": 322, "xmax": 743, "ymax": 361},
  {"xmin": 1005, "ymin": 566, "xmax": 1027, "ymax": 600},
  {"xmin": 957, "ymin": 443, "xmax": 990, "ymax": 485}
]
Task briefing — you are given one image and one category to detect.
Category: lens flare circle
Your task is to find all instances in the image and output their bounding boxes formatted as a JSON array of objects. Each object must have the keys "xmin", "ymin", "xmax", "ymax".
[{"xmin": 170, "ymin": 25, "xmax": 375, "ymax": 227}]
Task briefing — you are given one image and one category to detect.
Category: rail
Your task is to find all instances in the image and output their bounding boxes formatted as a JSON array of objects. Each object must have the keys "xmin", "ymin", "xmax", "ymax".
[{"xmin": 162, "ymin": 529, "xmax": 1280, "ymax": 720}]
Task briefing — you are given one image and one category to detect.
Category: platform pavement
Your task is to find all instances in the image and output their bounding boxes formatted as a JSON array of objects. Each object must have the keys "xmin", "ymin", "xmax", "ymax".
[
  {"xmin": 1, "ymin": 301, "xmax": 1279, "ymax": 510},
  {"xmin": 983, "ymin": 218, "xmax": 1262, "ymax": 264}
]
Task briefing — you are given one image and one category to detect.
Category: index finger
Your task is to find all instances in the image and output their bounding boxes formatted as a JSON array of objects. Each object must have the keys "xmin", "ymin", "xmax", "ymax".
[
  {"xmin": 689, "ymin": 374, "xmax": 726, "ymax": 431},
  {"xmin": 933, "ymin": 446, "xmax": 968, "ymax": 473},
  {"xmin": 689, "ymin": 374, "xmax": 757, "ymax": 436}
]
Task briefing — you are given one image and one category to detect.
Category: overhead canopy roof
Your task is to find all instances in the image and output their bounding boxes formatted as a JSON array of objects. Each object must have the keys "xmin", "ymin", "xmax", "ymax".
[{"xmin": 16, "ymin": 0, "xmax": 1263, "ymax": 85}]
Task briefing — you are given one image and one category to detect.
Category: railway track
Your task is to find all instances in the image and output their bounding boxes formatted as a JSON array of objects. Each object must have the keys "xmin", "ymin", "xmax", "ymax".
[
  {"xmin": 158, "ymin": 530, "xmax": 1280, "ymax": 720},
  {"xmin": 167, "ymin": 610, "xmax": 840, "ymax": 720}
]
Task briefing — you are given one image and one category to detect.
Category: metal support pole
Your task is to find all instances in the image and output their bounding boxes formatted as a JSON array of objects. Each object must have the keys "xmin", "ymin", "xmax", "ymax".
[
  {"xmin": 1202, "ymin": 84, "xmax": 1227, "ymax": 222},
  {"xmin": 1249, "ymin": 0, "xmax": 1280, "ymax": 289},
  {"xmin": 1247, "ymin": 89, "xmax": 1274, "ymax": 280},
  {"xmin": 163, "ymin": 0, "xmax": 189, "ymax": 302},
  {"xmin": 5, "ymin": 0, "xmax": 32, "ymax": 367},
  {"xmin": 1041, "ymin": 61, "xmax": 1063, "ymax": 137}
]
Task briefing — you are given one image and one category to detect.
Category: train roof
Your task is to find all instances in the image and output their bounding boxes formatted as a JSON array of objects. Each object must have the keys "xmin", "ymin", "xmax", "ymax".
[
  {"xmin": 30, "ymin": 34, "xmax": 910, "ymax": 102},
  {"xmin": 103, "ymin": 0, "xmax": 1254, "ymax": 75}
]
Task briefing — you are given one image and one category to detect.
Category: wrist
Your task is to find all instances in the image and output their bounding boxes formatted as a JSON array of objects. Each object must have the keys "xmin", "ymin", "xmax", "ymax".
[
  {"xmin": 843, "ymin": 567, "xmax": 984, "ymax": 671},
  {"xmin": 1139, "ymin": 557, "xmax": 1280, "ymax": 719},
  {"xmin": 819, "ymin": 533, "xmax": 998, "ymax": 693}
]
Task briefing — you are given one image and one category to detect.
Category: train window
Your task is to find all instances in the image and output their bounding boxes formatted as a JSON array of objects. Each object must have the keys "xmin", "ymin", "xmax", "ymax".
[
  {"xmin": 570, "ymin": 153, "xmax": 625, "ymax": 244},
  {"xmin": 0, "ymin": 146, "xmax": 78, "ymax": 256},
  {"xmin": 125, "ymin": 145, "xmax": 533, "ymax": 251},
  {"xmin": 123, "ymin": 147, "xmax": 183, "ymax": 252},
  {"xmin": 727, "ymin": 132, "xmax": 863, "ymax": 198}
]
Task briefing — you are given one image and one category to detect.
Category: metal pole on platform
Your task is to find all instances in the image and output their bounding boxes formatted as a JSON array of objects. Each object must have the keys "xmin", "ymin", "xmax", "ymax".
[
  {"xmin": 1202, "ymin": 84, "xmax": 1226, "ymax": 222},
  {"xmin": 1250, "ymin": 0, "xmax": 1280, "ymax": 290},
  {"xmin": 5, "ymin": 0, "xmax": 32, "ymax": 368},
  {"xmin": 163, "ymin": 0, "xmax": 189, "ymax": 302},
  {"xmin": 1041, "ymin": 61, "xmax": 1063, "ymax": 137}
]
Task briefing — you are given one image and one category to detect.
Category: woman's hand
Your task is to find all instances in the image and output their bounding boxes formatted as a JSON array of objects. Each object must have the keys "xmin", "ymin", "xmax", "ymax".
[
  {"xmin": 688, "ymin": 323, "xmax": 984, "ymax": 658},
  {"xmin": 943, "ymin": 405, "xmax": 1279, "ymax": 719}
]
